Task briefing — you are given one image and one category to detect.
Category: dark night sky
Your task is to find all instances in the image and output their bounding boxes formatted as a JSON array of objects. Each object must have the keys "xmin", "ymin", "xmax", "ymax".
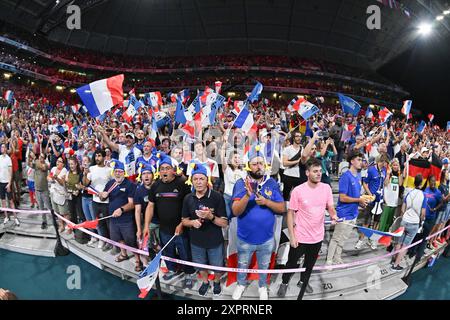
[{"xmin": 378, "ymin": 31, "xmax": 450, "ymax": 127}]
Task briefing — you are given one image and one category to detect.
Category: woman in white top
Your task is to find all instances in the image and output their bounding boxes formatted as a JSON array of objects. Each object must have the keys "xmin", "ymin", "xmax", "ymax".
[{"xmin": 48, "ymin": 156, "xmax": 69, "ymax": 233}]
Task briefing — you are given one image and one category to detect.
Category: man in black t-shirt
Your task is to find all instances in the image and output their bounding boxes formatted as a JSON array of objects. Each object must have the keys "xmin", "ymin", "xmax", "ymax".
[
  {"xmin": 182, "ymin": 162, "xmax": 228, "ymax": 297},
  {"xmin": 143, "ymin": 155, "xmax": 195, "ymax": 288}
]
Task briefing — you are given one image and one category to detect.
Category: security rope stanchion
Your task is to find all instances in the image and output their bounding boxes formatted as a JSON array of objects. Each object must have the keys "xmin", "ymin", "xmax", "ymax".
[{"xmin": 50, "ymin": 209, "xmax": 70, "ymax": 256}]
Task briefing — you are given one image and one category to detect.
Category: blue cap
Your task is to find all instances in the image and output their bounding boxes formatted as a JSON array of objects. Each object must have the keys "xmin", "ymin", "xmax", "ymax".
[
  {"xmin": 191, "ymin": 162, "xmax": 209, "ymax": 178},
  {"xmin": 248, "ymin": 144, "xmax": 264, "ymax": 162},
  {"xmin": 443, "ymin": 158, "xmax": 449, "ymax": 165},
  {"xmin": 141, "ymin": 164, "xmax": 155, "ymax": 174},
  {"xmin": 159, "ymin": 155, "xmax": 176, "ymax": 168},
  {"xmin": 112, "ymin": 161, "xmax": 125, "ymax": 171}
]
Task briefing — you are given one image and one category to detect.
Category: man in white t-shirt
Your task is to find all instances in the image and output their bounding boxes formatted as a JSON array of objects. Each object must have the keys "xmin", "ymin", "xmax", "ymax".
[
  {"xmin": 83, "ymin": 149, "xmax": 113, "ymax": 251},
  {"xmin": 282, "ymin": 132, "xmax": 302, "ymax": 201},
  {"xmin": 391, "ymin": 174, "xmax": 426, "ymax": 272},
  {"xmin": 0, "ymin": 143, "xmax": 19, "ymax": 225},
  {"xmin": 98, "ymin": 127, "xmax": 142, "ymax": 181}
]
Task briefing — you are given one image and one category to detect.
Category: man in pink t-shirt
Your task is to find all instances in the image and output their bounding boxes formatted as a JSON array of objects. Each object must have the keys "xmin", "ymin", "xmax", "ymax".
[{"xmin": 277, "ymin": 158, "xmax": 337, "ymax": 299}]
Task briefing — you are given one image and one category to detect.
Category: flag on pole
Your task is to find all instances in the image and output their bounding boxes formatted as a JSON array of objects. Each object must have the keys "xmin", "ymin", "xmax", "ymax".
[
  {"xmin": 123, "ymin": 96, "xmax": 143, "ymax": 122},
  {"xmin": 76, "ymin": 74, "xmax": 124, "ymax": 118},
  {"xmin": 149, "ymin": 115, "xmax": 158, "ymax": 146},
  {"xmin": 3, "ymin": 90, "xmax": 14, "ymax": 103},
  {"xmin": 137, "ymin": 252, "xmax": 162, "ymax": 299},
  {"xmin": 356, "ymin": 225, "xmax": 404, "ymax": 246},
  {"xmin": 145, "ymin": 92, "xmax": 163, "ymax": 109},
  {"xmin": 417, "ymin": 120, "xmax": 426, "ymax": 134},
  {"xmin": 427, "ymin": 114, "xmax": 434, "ymax": 123},
  {"xmin": 233, "ymin": 108, "xmax": 257, "ymax": 134},
  {"xmin": 298, "ymin": 100, "xmax": 319, "ymax": 120},
  {"xmin": 338, "ymin": 93, "xmax": 361, "ymax": 116},
  {"xmin": 378, "ymin": 107, "xmax": 393, "ymax": 124},
  {"xmin": 401, "ymin": 100, "xmax": 412, "ymax": 116},
  {"xmin": 365, "ymin": 108, "xmax": 374, "ymax": 121},
  {"xmin": 247, "ymin": 82, "xmax": 263, "ymax": 103},
  {"xmin": 70, "ymin": 219, "xmax": 99, "ymax": 230}
]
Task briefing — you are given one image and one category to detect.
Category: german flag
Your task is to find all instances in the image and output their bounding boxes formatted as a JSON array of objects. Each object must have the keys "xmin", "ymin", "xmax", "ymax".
[{"xmin": 405, "ymin": 154, "xmax": 443, "ymax": 189}]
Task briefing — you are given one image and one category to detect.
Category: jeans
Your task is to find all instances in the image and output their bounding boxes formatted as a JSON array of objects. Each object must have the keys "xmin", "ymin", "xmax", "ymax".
[
  {"xmin": 236, "ymin": 237, "xmax": 274, "ymax": 288},
  {"xmin": 159, "ymin": 230, "xmax": 195, "ymax": 275},
  {"xmin": 92, "ymin": 202, "xmax": 110, "ymax": 238},
  {"xmin": 223, "ymin": 194, "xmax": 233, "ymax": 220},
  {"xmin": 82, "ymin": 196, "xmax": 95, "ymax": 221},
  {"xmin": 36, "ymin": 190, "xmax": 52, "ymax": 223}
]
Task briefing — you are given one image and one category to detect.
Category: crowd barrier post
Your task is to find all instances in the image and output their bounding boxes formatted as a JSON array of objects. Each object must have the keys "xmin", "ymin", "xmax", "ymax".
[{"xmin": 50, "ymin": 209, "xmax": 70, "ymax": 256}]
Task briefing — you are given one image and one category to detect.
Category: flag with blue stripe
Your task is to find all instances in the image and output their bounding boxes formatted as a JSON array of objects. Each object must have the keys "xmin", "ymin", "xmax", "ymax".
[{"xmin": 338, "ymin": 93, "xmax": 361, "ymax": 116}]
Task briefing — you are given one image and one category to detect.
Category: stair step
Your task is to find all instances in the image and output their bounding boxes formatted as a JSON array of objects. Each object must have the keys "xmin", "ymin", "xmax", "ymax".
[{"xmin": 0, "ymin": 233, "xmax": 56, "ymax": 257}]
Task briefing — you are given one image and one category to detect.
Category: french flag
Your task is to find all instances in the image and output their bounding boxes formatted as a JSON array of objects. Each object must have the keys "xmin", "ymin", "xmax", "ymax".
[
  {"xmin": 357, "ymin": 225, "xmax": 404, "ymax": 247},
  {"xmin": 402, "ymin": 100, "xmax": 412, "ymax": 116},
  {"xmin": 298, "ymin": 100, "xmax": 319, "ymax": 120},
  {"xmin": 137, "ymin": 252, "xmax": 162, "ymax": 298},
  {"xmin": 179, "ymin": 89, "xmax": 190, "ymax": 105},
  {"xmin": 447, "ymin": 121, "xmax": 450, "ymax": 133},
  {"xmin": 417, "ymin": 120, "xmax": 426, "ymax": 134},
  {"xmin": 71, "ymin": 104, "xmax": 81, "ymax": 114},
  {"xmin": 3, "ymin": 90, "xmax": 14, "ymax": 103},
  {"xmin": 287, "ymin": 97, "xmax": 304, "ymax": 113},
  {"xmin": 365, "ymin": 108, "xmax": 374, "ymax": 121},
  {"xmin": 428, "ymin": 114, "xmax": 434, "ymax": 123},
  {"xmin": 232, "ymin": 101, "xmax": 244, "ymax": 116},
  {"xmin": 86, "ymin": 186, "xmax": 99, "ymax": 196},
  {"xmin": 123, "ymin": 96, "xmax": 143, "ymax": 122},
  {"xmin": 148, "ymin": 115, "xmax": 158, "ymax": 146},
  {"xmin": 76, "ymin": 74, "xmax": 124, "ymax": 118},
  {"xmin": 378, "ymin": 107, "xmax": 393, "ymax": 124},
  {"xmin": 233, "ymin": 107, "xmax": 257, "ymax": 134},
  {"xmin": 147, "ymin": 92, "xmax": 163, "ymax": 109}
]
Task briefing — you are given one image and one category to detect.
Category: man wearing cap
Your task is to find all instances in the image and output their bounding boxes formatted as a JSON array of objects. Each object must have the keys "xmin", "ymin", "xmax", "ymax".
[
  {"xmin": 182, "ymin": 162, "xmax": 228, "ymax": 297},
  {"xmin": 143, "ymin": 155, "xmax": 196, "ymax": 288},
  {"xmin": 231, "ymin": 145, "xmax": 286, "ymax": 300},
  {"xmin": 97, "ymin": 126, "xmax": 142, "ymax": 181},
  {"xmin": 134, "ymin": 164, "xmax": 155, "ymax": 271},
  {"xmin": 99, "ymin": 161, "xmax": 139, "ymax": 266}
]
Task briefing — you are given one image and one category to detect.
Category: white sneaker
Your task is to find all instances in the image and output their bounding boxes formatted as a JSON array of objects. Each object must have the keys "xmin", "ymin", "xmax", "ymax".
[
  {"xmin": 97, "ymin": 240, "xmax": 105, "ymax": 249},
  {"xmin": 232, "ymin": 284, "xmax": 246, "ymax": 300},
  {"xmin": 355, "ymin": 240, "xmax": 365, "ymax": 250},
  {"xmin": 368, "ymin": 239, "xmax": 377, "ymax": 250},
  {"xmin": 87, "ymin": 238, "xmax": 96, "ymax": 247},
  {"xmin": 3, "ymin": 217, "xmax": 9, "ymax": 224},
  {"xmin": 14, "ymin": 218, "xmax": 20, "ymax": 227},
  {"xmin": 258, "ymin": 287, "xmax": 268, "ymax": 300}
]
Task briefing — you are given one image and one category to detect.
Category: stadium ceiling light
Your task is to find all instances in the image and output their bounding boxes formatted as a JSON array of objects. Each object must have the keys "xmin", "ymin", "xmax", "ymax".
[
  {"xmin": 436, "ymin": 16, "xmax": 444, "ymax": 21},
  {"xmin": 3, "ymin": 73, "xmax": 11, "ymax": 79},
  {"xmin": 443, "ymin": 10, "xmax": 450, "ymax": 15},
  {"xmin": 70, "ymin": 89, "xmax": 76, "ymax": 93},
  {"xmin": 418, "ymin": 22, "xmax": 433, "ymax": 36}
]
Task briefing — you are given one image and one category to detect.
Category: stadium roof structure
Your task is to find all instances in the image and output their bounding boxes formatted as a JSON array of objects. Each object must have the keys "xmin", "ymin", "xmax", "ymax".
[{"xmin": 0, "ymin": 0, "xmax": 449, "ymax": 71}]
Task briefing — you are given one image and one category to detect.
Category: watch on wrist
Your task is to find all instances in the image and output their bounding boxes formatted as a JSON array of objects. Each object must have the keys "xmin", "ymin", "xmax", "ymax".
[
  {"xmin": 211, "ymin": 215, "xmax": 216, "ymax": 222},
  {"xmin": 120, "ymin": 207, "xmax": 125, "ymax": 213}
]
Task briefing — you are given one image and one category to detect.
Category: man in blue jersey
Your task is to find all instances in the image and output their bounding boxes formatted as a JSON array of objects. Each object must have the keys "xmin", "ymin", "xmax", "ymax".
[
  {"xmin": 355, "ymin": 154, "xmax": 390, "ymax": 250},
  {"xmin": 423, "ymin": 175, "xmax": 443, "ymax": 250},
  {"xmin": 231, "ymin": 145, "xmax": 286, "ymax": 300},
  {"xmin": 326, "ymin": 151, "xmax": 371, "ymax": 265}
]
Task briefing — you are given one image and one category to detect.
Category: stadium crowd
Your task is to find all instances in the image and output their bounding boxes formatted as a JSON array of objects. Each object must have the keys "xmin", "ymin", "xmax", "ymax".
[{"xmin": 0, "ymin": 82, "xmax": 449, "ymax": 300}]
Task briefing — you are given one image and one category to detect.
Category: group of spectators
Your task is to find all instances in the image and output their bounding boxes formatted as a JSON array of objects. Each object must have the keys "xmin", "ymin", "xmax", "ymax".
[{"xmin": 0, "ymin": 81, "xmax": 449, "ymax": 301}]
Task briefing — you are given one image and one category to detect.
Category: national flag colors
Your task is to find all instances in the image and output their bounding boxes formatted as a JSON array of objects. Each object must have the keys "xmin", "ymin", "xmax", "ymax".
[
  {"xmin": 247, "ymin": 82, "xmax": 263, "ymax": 103},
  {"xmin": 356, "ymin": 225, "xmax": 405, "ymax": 247},
  {"xmin": 401, "ymin": 100, "xmax": 412, "ymax": 116},
  {"xmin": 378, "ymin": 107, "xmax": 393, "ymax": 124},
  {"xmin": 3, "ymin": 90, "xmax": 14, "ymax": 103},
  {"xmin": 123, "ymin": 96, "xmax": 143, "ymax": 122},
  {"xmin": 404, "ymin": 154, "xmax": 443, "ymax": 189},
  {"xmin": 417, "ymin": 120, "xmax": 426, "ymax": 134},
  {"xmin": 338, "ymin": 93, "xmax": 361, "ymax": 116},
  {"xmin": 146, "ymin": 92, "xmax": 163, "ymax": 108},
  {"xmin": 215, "ymin": 81, "xmax": 222, "ymax": 94},
  {"xmin": 298, "ymin": 100, "xmax": 319, "ymax": 120},
  {"xmin": 427, "ymin": 114, "xmax": 434, "ymax": 123},
  {"xmin": 137, "ymin": 251, "xmax": 162, "ymax": 299},
  {"xmin": 76, "ymin": 74, "xmax": 124, "ymax": 118},
  {"xmin": 447, "ymin": 121, "xmax": 450, "ymax": 133},
  {"xmin": 233, "ymin": 107, "xmax": 257, "ymax": 134}
]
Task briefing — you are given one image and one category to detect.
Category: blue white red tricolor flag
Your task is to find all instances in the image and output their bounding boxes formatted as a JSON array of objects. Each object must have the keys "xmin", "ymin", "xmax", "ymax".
[
  {"xmin": 401, "ymin": 100, "xmax": 412, "ymax": 117},
  {"xmin": 3, "ymin": 90, "xmax": 14, "ymax": 103}
]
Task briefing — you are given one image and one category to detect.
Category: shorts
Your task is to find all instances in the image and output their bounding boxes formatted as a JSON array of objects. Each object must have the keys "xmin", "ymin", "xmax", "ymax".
[
  {"xmin": 51, "ymin": 198, "xmax": 69, "ymax": 215},
  {"xmin": 398, "ymin": 221, "xmax": 419, "ymax": 246},
  {"xmin": 436, "ymin": 205, "xmax": 450, "ymax": 224},
  {"xmin": 190, "ymin": 243, "xmax": 224, "ymax": 272},
  {"xmin": 0, "ymin": 183, "xmax": 12, "ymax": 200},
  {"xmin": 27, "ymin": 180, "xmax": 35, "ymax": 192},
  {"xmin": 362, "ymin": 203, "xmax": 381, "ymax": 225},
  {"xmin": 109, "ymin": 220, "xmax": 137, "ymax": 248}
]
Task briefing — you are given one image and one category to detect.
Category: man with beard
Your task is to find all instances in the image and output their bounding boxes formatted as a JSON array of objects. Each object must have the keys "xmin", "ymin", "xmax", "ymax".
[
  {"xmin": 281, "ymin": 132, "xmax": 302, "ymax": 201},
  {"xmin": 277, "ymin": 158, "xmax": 338, "ymax": 299},
  {"xmin": 326, "ymin": 151, "xmax": 371, "ymax": 265},
  {"xmin": 231, "ymin": 145, "xmax": 285, "ymax": 300},
  {"xmin": 84, "ymin": 149, "xmax": 114, "ymax": 251},
  {"xmin": 143, "ymin": 155, "xmax": 196, "ymax": 289}
]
